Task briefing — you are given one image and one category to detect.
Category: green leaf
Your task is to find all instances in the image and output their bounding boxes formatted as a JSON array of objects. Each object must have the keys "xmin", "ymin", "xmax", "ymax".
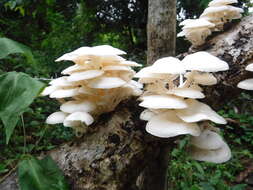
[
  {"xmin": 18, "ymin": 156, "xmax": 69, "ymax": 190},
  {"xmin": 0, "ymin": 72, "xmax": 44, "ymax": 143},
  {"xmin": 0, "ymin": 37, "xmax": 36, "ymax": 64}
]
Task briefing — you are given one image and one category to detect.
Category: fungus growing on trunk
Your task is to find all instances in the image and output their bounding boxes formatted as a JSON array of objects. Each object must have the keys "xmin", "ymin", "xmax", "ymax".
[
  {"xmin": 41, "ymin": 45, "xmax": 142, "ymax": 133},
  {"xmin": 178, "ymin": 0, "xmax": 243, "ymax": 46},
  {"xmin": 135, "ymin": 52, "xmax": 231, "ymax": 163}
]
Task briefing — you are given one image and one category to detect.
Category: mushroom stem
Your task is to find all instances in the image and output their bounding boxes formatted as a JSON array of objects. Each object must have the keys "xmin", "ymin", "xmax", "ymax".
[{"xmin": 179, "ymin": 74, "xmax": 184, "ymax": 88}]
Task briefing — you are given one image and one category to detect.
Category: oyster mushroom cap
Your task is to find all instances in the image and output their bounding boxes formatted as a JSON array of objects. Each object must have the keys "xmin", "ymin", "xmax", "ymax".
[
  {"xmin": 185, "ymin": 72, "xmax": 217, "ymax": 86},
  {"xmin": 60, "ymin": 100, "xmax": 96, "ymax": 113},
  {"xmin": 167, "ymin": 86, "xmax": 205, "ymax": 99},
  {"xmin": 182, "ymin": 51, "xmax": 229, "ymax": 72},
  {"xmin": 49, "ymin": 88, "xmax": 80, "ymax": 98},
  {"xmin": 208, "ymin": 0, "xmax": 238, "ymax": 7},
  {"xmin": 40, "ymin": 85, "xmax": 59, "ymax": 96},
  {"xmin": 46, "ymin": 112, "xmax": 68, "ymax": 124},
  {"xmin": 175, "ymin": 99, "xmax": 227, "ymax": 124},
  {"xmin": 151, "ymin": 57, "xmax": 186, "ymax": 74},
  {"xmin": 140, "ymin": 109, "xmax": 156, "ymax": 121},
  {"xmin": 67, "ymin": 70, "xmax": 104, "ymax": 82},
  {"xmin": 88, "ymin": 77, "xmax": 127, "ymax": 89},
  {"xmin": 189, "ymin": 142, "xmax": 231, "ymax": 163},
  {"xmin": 182, "ymin": 18, "xmax": 215, "ymax": 29},
  {"xmin": 237, "ymin": 78, "xmax": 253, "ymax": 90},
  {"xmin": 146, "ymin": 111, "xmax": 201, "ymax": 138},
  {"xmin": 190, "ymin": 130, "xmax": 225, "ymax": 150},
  {"xmin": 245, "ymin": 63, "xmax": 253, "ymax": 72},
  {"xmin": 64, "ymin": 111, "xmax": 94, "ymax": 126},
  {"xmin": 139, "ymin": 94, "xmax": 187, "ymax": 109}
]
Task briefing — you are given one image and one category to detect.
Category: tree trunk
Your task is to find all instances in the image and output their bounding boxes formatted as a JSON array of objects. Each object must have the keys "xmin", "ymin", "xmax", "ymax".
[
  {"xmin": 146, "ymin": 0, "xmax": 177, "ymax": 189},
  {"xmin": 147, "ymin": 0, "xmax": 177, "ymax": 65},
  {"xmin": 1, "ymin": 13, "xmax": 253, "ymax": 190}
]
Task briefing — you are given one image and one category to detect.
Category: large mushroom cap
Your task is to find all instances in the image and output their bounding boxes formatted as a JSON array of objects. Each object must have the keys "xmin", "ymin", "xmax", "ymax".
[
  {"xmin": 190, "ymin": 130, "xmax": 225, "ymax": 150},
  {"xmin": 182, "ymin": 51, "xmax": 229, "ymax": 72},
  {"xmin": 237, "ymin": 79, "xmax": 253, "ymax": 90},
  {"xmin": 208, "ymin": 0, "xmax": 238, "ymax": 7},
  {"xmin": 151, "ymin": 57, "xmax": 186, "ymax": 74},
  {"xmin": 189, "ymin": 142, "xmax": 231, "ymax": 163},
  {"xmin": 146, "ymin": 111, "xmax": 201, "ymax": 138},
  {"xmin": 139, "ymin": 95, "xmax": 187, "ymax": 109},
  {"xmin": 175, "ymin": 99, "xmax": 227, "ymax": 124}
]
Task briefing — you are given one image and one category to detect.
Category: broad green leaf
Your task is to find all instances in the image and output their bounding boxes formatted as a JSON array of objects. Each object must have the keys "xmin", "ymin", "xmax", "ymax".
[
  {"xmin": 0, "ymin": 37, "xmax": 36, "ymax": 64},
  {"xmin": 18, "ymin": 156, "xmax": 69, "ymax": 190},
  {"xmin": 0, "ymin": 72, "xmax": 44, "ymax": 143}
]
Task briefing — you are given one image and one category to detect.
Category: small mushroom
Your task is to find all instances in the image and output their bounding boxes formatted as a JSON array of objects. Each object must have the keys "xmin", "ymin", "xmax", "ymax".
[
  {"xmin": 46, "ymin": 112, "xmax": 68, "ymax": 124},
  {"xmin": 60, "ymin": 100, "xmax": 96, "ymax": 113},
  {"xmin": 237, "ymin": 79, "xmax": 253, "ymax": 90}
]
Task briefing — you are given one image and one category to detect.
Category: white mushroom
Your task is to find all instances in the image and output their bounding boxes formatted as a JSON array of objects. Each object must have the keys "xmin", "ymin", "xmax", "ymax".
[
  {"xmin": 190, "ymin": 130, "xmax": 225, "ymax": 150},
  {"xmin": 139, "ymin": 95, "xmax": 187, "ymax": 109},
  {"xmin": 185, "ymin": 72, "xmax": 217, "ymax": 86},
  {"xmin": 182, "ymin": 51, "xmax": 229, "ymax": 72},
  {"xmin": 49, "ymin": 88, "xmax": 80, "ymax": 98},
  {"xmin": 146, "ymin": 111, "xmax": 201, "ymax": 138},
  {"xmin": 46, "ymin": 112, "xmax": 68, "ymax": 124},
  {"xmin": 64, "ymin": 112, "xmax": 94, "ymax": 126},
  {"xmin": 67, "ymin": 70, "xmax": 104, "ymax": 82},
  {"xmin": 88, "ymin": 77, "xmax": 127, "ymax": 89},
  {"xmin": 189, "ymin": 142, "xmax": 231, "ymax": 163},
  {"xmin": 208, "ymin": 0, "xmax": 238, "ymax": 7},
  {"xmin": 60, "ymin": 100, "xmax": 96, "ymax": 113},
  {"xmin": 245, "ymin": 63, "xmax": 253, "ymax": 72},
  {"xmin": 167, "ymin": 86, "xmax": 205, "ymax": 99},
  {"xmin": 175, "ymin": 99, "xmax": 227, "ymax": 124},
  {"xmin": 140, "ymin": 109, "xmax": 156, "ymax": 121},
  {"xmin": 237, "ymin": 79, "xmax": 253, "ymax": 90}
]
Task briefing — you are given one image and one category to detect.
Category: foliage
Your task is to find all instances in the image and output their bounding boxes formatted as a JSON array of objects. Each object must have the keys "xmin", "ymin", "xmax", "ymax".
[
  {"xmin": 18, "ymin": 155, "xmax": 69, "ymax": 190},
  {"xmin": 0, "ymin": 37, "xmax": 35, "ymax": 64},
  {"xmin": 0, "ymin": 72, "xmax": 44, "ymax": 144}
]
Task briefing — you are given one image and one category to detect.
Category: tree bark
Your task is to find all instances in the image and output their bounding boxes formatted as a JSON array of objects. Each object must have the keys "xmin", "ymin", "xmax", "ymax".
[
  {"xmin": 146, "ymin": 0, "xmax": 177, "ymax": 189},
  {"xmin": 147, "ymin": 0, "xmax": 177, "ymax": 65},
  {"xmin": 1, "ymin": 13, "xmax": 253, "ymax": 190}
]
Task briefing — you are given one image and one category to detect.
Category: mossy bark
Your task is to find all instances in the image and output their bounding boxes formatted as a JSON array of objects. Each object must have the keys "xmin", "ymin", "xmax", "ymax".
[{"xmin": 1, "ymin": 13, "xmax": 253, "ymax": 190}]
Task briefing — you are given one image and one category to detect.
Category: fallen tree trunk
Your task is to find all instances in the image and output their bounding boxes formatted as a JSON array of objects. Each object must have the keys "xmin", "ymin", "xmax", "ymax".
[{"xmin": 1, "ymin": 14, "xmax": 253, "ymax": 190}]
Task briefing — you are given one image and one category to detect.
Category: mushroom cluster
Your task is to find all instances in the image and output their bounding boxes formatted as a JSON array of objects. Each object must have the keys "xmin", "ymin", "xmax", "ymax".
[
  {"xmin": 178, "ymin": 0, "xmax": 243, "ymax": 46},
  {"xmin": 237, "ymin": 63, "xmax": 253, "ymax": 90},
  {"xmin": 135, "ymin": 51, "xmax": 231, "ymax": 163},
  {"xmin": 41, "ymin": 45, "xmax": 142, "ymax": 133}
]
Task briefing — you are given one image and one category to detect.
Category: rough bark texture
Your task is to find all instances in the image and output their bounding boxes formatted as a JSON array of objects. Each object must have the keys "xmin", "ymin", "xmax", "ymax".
[
  {"xmin": 1, "ymin": 14, "xmax": 253, "ymax": 190},
  {"xmin": 147, "ymin": 0, "xmax": 177, "ymax": 65}
]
